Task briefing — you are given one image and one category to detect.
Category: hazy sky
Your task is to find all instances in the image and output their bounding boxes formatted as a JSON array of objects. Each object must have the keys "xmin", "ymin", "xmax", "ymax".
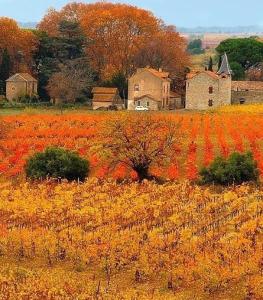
[{"xmin": 0, "ymin": 0, "xmax": 262, "ymax": 27}]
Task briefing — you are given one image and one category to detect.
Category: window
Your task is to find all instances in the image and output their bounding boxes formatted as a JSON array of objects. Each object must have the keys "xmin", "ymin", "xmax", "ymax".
[
  {"xmin": 208, "ymin": 99, "xmax": 213, "ymax": 107},
  {"xmin": 209, "ymin": 86, "xmax": 213, "ymax": 94},
  {"xmin": 166, "ymin": 97, "xmax": 169, "ymax": 105},
  {"xmin": 134, "ymin": 84, "xmax": 139, "ymax": 91},
  {"xmin": 137, "ymin": 100, "xmax": 141, "ymax": 106},
  {"xmin": 188, "ymin": 82, "xmax": 190, "ymax": 88},
  {"xmin": 147, "ymin": 101, "xmax": 150, "ymax": 106}
]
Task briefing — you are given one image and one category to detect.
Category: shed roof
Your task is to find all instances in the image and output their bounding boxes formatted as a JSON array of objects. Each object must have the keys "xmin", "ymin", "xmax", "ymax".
[
  {"xmin": 92, "ymin": 87, "xmax": 118, "ymax": 94},
  {"xmin": 6, "ymin": 73, "xmax": 37, "ymax": 82}
]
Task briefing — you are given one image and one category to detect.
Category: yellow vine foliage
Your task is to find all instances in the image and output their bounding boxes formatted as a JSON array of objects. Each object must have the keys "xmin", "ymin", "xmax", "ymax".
[{"xmin": 0, "ymin": 179, "xmax": 262, "ymax": 299}]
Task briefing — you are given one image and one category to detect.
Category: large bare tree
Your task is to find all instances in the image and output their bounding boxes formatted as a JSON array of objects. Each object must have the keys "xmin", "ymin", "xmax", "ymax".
[
  {"xmin": 101, "ymin": 114, "xmax": 181, "ymax": 182},
  {"xmin": 47, "ymin": 58, "xmax": 93, "ymax": 103}
]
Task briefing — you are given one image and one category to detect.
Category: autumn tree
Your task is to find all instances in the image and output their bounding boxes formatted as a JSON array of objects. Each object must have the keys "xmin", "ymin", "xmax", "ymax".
[
  {"xmin": 35, "ymin": 20, "xmax": 90, "ymax": 100},
  {"xmin": 38, "ymin": 2, "xmax": 189, "ymax": 84},
  {"xmin": 47, "ymin": 58, "xmax": 93, "ymax": 103},
  {"xmin": 101, "ymin": 115, "xmax": 180, "ymax": 181},
  {"xmin": 0, "ymin": 18, "xmax": 38, "ymax": 74}
]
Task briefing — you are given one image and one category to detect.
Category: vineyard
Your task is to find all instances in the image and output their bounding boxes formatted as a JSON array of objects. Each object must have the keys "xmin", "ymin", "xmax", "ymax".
[
  {"xmin": 1, "ymin": 109, "xmax": 263, "ymax": 180},
  {"xmin": 0, "ymin": 108, "xmax": 262, "ymax": 299},
  {"xmin": 0, "ymin": 180, "xmax": 262, "ymax": 299}
]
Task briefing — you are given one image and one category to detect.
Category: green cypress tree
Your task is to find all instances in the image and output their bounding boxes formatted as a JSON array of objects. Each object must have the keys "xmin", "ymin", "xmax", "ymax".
[
  {"xmin": 208, "ymin": 56, "xmax": 213, "ymax": 71},
  {"xmin": 0, "ymin": 49, "xmax": 11, "ymax": 95}
]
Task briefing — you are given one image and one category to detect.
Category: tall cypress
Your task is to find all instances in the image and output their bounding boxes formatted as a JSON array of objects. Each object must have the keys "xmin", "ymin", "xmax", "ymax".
[
  {"xmin": 0, "ymin": 48, "xmax": 11, "ymax": 95},
  {"xmin": 208, "ymin": 56, "xmax": 213, "ymax": 71}
]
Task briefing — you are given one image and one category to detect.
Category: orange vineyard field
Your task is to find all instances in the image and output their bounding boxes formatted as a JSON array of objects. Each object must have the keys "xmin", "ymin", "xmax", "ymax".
[
  {"xmin": 0, "ymin": 110, "xmax": 262, "ymax": 299},
  {"xmin": 1, "ymin": 111, "xmax": 263, "ymax": 180},
  {"xmin": 0, "ymin": 180, "xmax": 262, "ymax": 299}
]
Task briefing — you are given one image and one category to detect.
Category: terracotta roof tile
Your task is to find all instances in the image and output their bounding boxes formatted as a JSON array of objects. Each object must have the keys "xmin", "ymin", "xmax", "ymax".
[
  {"xmin": 187, "ymin": 71, "xmax": 219, "ymax": 80},
  {"xmin": 92, "ymin": 87, "xmax": 118, "ymax": 94},
  {"xmin": 147, "ymin": 68, "xmax": 170, "ymax": 80}
]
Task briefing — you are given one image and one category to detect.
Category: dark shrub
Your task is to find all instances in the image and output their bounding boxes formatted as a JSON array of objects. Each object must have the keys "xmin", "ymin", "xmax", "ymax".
[
  {"xmin": 25, "ymin": 147, "xmax": 89, "ymax": 181},
  {"xmin": 199, "ymin": 152, "xmax": 259, "ymax": 185}
]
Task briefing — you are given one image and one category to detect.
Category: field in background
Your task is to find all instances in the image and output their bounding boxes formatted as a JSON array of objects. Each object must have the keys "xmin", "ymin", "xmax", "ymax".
[
  {"xmin": 190, "ymin": 49, "xmax": 217, "ymax": 72},
  {"xmin": 1, "ymin": 106, "xmax": 263, "ymax": 180}
]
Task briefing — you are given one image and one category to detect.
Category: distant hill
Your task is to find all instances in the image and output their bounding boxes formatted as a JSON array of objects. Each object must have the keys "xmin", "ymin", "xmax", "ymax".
[
  {"xmin": 19, "ymin": 22, "xmax": 37, "ymax": 29},
  {"xmin": 178, "ymin": 25, "xmax": 263, "ymax": 34},
  {"xmin": 18, "ymin": 22, "xmax": 263, "ymax": 35}
]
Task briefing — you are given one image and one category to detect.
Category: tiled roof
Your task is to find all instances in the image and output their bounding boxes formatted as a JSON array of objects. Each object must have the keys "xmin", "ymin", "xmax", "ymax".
[
  {"xmin": 187, "ymin": 71, "xmax": 219, "ymax": 80},
  {"xmin": 135, "ymin": 94, "xmax": 161, "ymax": 102},
  {"xmin": 93, "ymin": 94, "xmax": 116, "ymax": 102},
  {"xmin": 6, "ymin": 73, "xmax": 37, "ymax": 82},
  {"xmin": 92, "ymin": 87, "xmax": 118, "ymax": 94},
  {"xmin": 232, "ymin": 81, "xmax": 263, "ymax": 91},
  {"xmin": 146, "ymin": 68, "xmax": 170, "ymax": 80}
]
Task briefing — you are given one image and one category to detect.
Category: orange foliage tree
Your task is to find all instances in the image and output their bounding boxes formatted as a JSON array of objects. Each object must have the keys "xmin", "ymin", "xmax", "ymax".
[
  {"xmin": 38, "ymin": 2, "xmax": 189, "ymax": 81},
  {"xmin": 0, "ymin": 18, "xmax": 38, "ymax": 73}
]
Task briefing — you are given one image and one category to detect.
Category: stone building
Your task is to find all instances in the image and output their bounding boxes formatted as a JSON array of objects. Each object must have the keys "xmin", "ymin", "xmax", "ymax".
[
  {"xmin": 185, "ymin": 53, "xmax": 232, "ymax": 110},
  {"xmin": 6, "ymin": 73, "xmax": 38, "ymax": 101},
  {"xmin": 128, "ymin": 67, "xmax": 171, "ymax": 110},
  {"xmin": 231, "ymin": 81, "xmax": 263, "ymax": 104},
  {"xmin": 92, "ymin": 87, "xmax": 124, "ymax": 110},
  {"xmin": 134, "ymin": 95, "xmax": 161, "ymax": 110}
]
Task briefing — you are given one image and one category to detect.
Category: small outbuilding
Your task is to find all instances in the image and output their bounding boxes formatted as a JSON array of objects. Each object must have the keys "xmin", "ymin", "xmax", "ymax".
[
  {"xmin": 92, "ymin": 87, "xmax": 124, "ymax": 110},
  {"xmin": 6, "ymin": 73, "xmax": 38, "ymax": 101},
  {"xmin": 134, "ymin": 94, "xmax": 161, "ymax": 111}
]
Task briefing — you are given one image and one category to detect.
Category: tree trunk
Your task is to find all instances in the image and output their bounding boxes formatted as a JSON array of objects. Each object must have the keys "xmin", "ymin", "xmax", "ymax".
[{"xmin": 134, "ymin": 165, "xmax": 150, "ymax": 182}]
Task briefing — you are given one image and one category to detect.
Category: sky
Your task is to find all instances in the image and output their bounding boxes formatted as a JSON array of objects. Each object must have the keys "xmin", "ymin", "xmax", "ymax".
[{"xmin": 0, "ymin": 0, "xmax": 262, "ymax": 27}]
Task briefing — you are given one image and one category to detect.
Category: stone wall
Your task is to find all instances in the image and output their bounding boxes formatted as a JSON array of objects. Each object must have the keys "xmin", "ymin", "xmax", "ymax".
[
  {"xmin": 231, "ymin": 90, "xmax": 263, "ymax": 104},
  {"xmin": 186, "ymin": 73, "xmax": 218, "ymax": 110},
  {"xmin": 6, "ymin": 81, "xmax": 38, "ymax": 101},
  {"xmin": 6, "ymin": 81, "xmax": 26, "ymax": 101},
  {"xmin": 186, "ymin": 72, "xmax": 231, "ymax": 110}
]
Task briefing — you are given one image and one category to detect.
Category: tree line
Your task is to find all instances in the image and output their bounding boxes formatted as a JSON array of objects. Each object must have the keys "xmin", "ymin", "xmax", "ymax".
[{"xmin": 0, "ymin": 2, "xmax": 189, "ymax": 103}]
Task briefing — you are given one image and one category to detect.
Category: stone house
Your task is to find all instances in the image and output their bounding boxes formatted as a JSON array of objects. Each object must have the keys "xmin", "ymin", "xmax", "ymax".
[
  {"xmin": 134, "ymin": 95, "xmax": 161, "ymax": 110},
  {"xmin": 92, "ymin": 87, "xmax": 124, "ymax": 110},
  {"xmin": 6, "ymin": 73, "xmax": 38, "ymax": 101},
  {"xmin": 128, "ymin": 67, "xmax": 171, "ymax": 110},
  {"xmin": 231, "ymin": 81, "xmax": 263, "ymax": 104},
  {"xmin": 185, "ymin": 53, "xmax": 232, "ymax": 110}
]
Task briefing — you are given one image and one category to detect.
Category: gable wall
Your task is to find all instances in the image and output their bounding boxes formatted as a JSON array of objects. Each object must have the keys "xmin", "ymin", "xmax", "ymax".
[
  {"xmin": 128, "ymin": 70, "xmax": 170, "ymax": 110},
  {"xmin": 186, "ymin": 73, "xmax": 231, "ymax": 110}
]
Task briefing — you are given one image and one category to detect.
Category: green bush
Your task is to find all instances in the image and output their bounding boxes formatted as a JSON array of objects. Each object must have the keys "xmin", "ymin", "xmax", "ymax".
[
  {"xmin": 25, "ymin": 147, "xmax": 89, "ymax": 182},
  {"xmin": 199, "ymin": 152, "xmax": 259, "ymax": 185}
]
